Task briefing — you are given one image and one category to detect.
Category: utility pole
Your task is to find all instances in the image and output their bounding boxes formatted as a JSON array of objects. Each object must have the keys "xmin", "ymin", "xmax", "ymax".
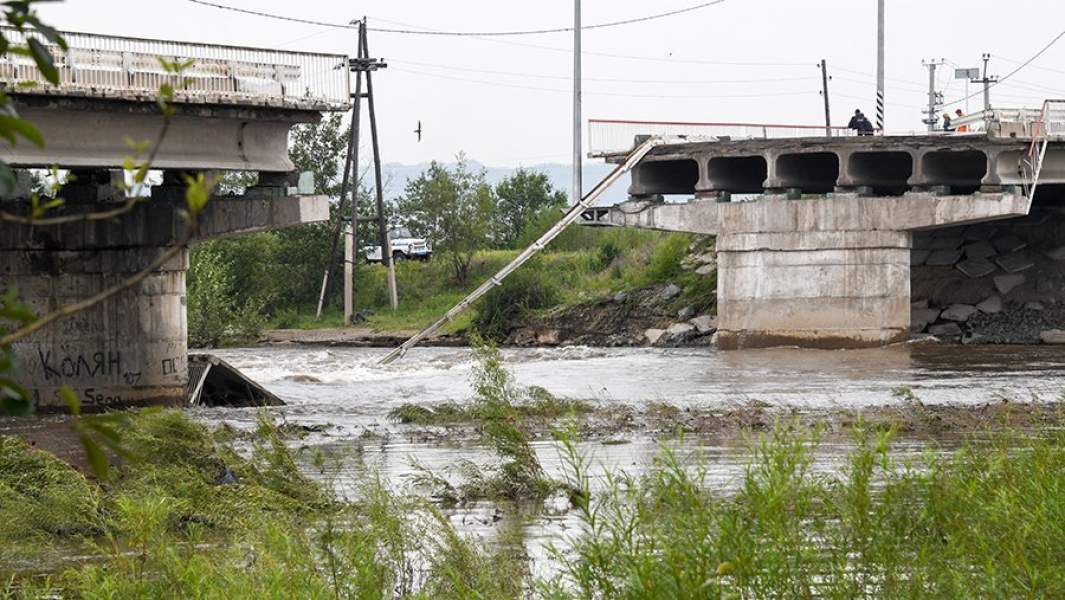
[
  {"xmin": 876, "ymin": 0, "xmax": 885, "ymax": 133},
  {"xmin": 819, "ymin": 59, "xmax": 832, "ymax": 136},
  {"xmin": 971, "ymin": 53, "xmax": 998, "ymax": 114},
  {"xmin": 572, "ymin": 0, "xmax": 582, "ymax": 204},
  {"xmin": 921, "ymin": 59, "xmax": 945, "ymax": 131},
  {"xmin": 315, "ymin": 19, "xmax": 397, "ymax": 323},
  {"xmin": 358, "ymin": 19, "xmax": 399, "ymax": 311}
]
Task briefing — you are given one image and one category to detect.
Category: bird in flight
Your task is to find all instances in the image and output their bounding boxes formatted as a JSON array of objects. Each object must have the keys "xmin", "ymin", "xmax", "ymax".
[{"xmin": 414, "ymin": 120, "xmax": 422, "ymax": 142}]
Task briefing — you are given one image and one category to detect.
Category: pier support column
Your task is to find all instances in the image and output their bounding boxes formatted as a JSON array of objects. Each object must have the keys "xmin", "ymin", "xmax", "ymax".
[
  {"xmin": 715, "ymin": 230, "xmax": 911, "ymax": 349},
  {"xmin": 1, "ymin": 194, "xmax": 329, "ymax": 412}
]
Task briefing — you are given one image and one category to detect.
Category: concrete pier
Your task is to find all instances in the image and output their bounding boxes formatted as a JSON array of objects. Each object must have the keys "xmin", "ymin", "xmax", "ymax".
[
  {"xmin": 592, "ymin": 191, "xmax": 1032, "ymax": 348},
  {"xmin": 1, "ymin": 192, "xmax": 328, "ymax": 411}
]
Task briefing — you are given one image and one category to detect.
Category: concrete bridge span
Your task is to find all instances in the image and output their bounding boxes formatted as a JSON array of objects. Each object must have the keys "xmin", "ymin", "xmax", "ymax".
[
  {"xmin": 587, "ymin": 131, "xmax": 1065, "ymax": 349},
  {"xmin": 0, "ymin": 29, "xmax": 346, "ymax": 411}
]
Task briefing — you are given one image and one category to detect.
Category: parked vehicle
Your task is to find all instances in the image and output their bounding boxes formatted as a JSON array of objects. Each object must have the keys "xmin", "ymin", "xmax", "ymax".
[{"xmin": 363, "ymin": 228, "xmax": 432, "ymax": 263}]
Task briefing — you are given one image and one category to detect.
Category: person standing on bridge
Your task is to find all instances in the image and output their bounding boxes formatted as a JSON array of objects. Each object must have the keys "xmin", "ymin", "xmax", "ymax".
[
  {"xmin": 848, "ymin": 109, "xmax": 875, "ymax": 136},
  {"xmin": 954, "ymin": 109, "xmax": 969, "ymax": 133},
  {"xmin": 942, "ymin": 112, "xmax": 953, "ymax": 132}
]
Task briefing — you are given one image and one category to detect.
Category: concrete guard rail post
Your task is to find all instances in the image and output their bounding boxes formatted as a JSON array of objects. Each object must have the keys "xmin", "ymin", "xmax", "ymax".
[{"xmin": 378, "ymin": 136, "xmax": 667, "ymax": 365}]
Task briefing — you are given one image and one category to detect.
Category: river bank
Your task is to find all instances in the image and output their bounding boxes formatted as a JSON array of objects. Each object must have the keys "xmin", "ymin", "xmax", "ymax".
[{"xmin": 5, "ymin": 344, "xmax": 1065, "ymax": 597}]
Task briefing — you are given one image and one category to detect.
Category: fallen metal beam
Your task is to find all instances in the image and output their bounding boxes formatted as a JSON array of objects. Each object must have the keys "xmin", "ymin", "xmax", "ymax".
[{"xmin": 378, "ymin": 136, "xmax": 666, "ymax": 365}]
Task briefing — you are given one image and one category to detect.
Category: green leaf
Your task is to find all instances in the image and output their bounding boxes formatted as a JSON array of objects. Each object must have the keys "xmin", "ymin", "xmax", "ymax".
[
  {"xmin": 61, "ymin": 385, "xmax": 80, "ymax": 416},
  {"xmin": 0, "ymin": 114, "xmax": 45, "ymax": 147},
  {"xmin": 26, "ymin": 38, "xmax": 58, "ymax": 84},
  {"xmin": 24, "ymin": 18, "xmax": 67, "ymax": 51},
  {"xmin": 183, "ymin": 172, "xmax": 212, "ymax": 216}
]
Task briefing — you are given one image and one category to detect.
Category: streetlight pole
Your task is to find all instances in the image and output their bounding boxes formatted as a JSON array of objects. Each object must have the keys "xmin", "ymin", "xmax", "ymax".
[
  {"xmin": 573, "ymin": 0, "xmax": 582, "ymax": 205},
  {"xmin": 876, "ymin": 0, "xmax": 885, "ymax": 133}
]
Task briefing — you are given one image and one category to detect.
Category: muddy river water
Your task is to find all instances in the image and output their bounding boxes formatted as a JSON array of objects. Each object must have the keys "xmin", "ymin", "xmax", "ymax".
[{"xmin": 191, "ymin": 343, "xmax": 1065, "ymax": 577}]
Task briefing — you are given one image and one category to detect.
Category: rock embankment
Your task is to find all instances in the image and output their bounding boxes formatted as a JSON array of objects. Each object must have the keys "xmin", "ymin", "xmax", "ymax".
[
  {"xmin": 911, "ymin": 209, "xmax": 1065, "ymax": 344},
  {"xmin": 507, "ymin": 282, "xmax": 718, "ymax": 348},
  {"xmin": 507, "ymin": 237, "xmax": 719, "ymax": 348}
]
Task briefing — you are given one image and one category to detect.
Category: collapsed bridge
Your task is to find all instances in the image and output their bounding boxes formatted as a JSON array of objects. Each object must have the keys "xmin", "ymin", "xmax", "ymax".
[{"xmin": 584, "ymin": 109, "xmax": 1065, "ymax": 349}]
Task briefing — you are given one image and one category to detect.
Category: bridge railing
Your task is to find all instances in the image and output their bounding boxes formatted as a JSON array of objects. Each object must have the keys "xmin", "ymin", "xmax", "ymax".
[
  {"xmin": 588, "ymin": 119, "xmax": 858, "ymax": 156},
  {"xmin": 0, "ymin": 27, "xmax": 350, "ymax": 110}
]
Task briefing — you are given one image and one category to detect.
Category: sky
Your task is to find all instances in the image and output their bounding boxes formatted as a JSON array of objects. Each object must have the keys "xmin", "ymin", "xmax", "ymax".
[{"xmin": 37, "ymin": 0, "xmax": 1065, "ymax": 170}]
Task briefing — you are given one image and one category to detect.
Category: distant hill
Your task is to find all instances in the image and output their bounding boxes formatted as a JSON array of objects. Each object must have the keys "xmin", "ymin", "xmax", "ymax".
[{"xmin": 380, "ymin": 161, "xmax": 629, "ymax": 206}]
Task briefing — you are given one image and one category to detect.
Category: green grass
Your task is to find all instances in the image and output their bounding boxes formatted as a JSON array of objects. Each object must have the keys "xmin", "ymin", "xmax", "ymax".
[
  {"xmin": 265, "ymin": 228, "xmax": 709, "ymax": 336},
  {"xmin": 542, "ymin": 423, "xmax": 1065, "ymax": 598}
]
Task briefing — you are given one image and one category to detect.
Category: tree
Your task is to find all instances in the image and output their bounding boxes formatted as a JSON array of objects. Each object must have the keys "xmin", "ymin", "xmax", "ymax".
[
  {"xmin": 186, "ymin": 113, "xmax": 357, "ymax": 322},
  {"xmin": 493, "ymin": 168, "xmax": 567, "ymax": 248},
  {"xmin": 394, "ymin": 157, "xmax": 494, "ymax": 284}
]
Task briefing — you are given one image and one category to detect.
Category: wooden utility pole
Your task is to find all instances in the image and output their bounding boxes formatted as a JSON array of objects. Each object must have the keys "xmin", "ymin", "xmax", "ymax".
[
  {"xmin": 819, "ymin": 59, "xmax": 832, "ymax": 136},
  {"xmin": 343, "ymin": 31, "xmax": 366, "ymax": 325},
  {"xmin": 316, "ymin": 19, "xmax": 398, "ymax": 323}
]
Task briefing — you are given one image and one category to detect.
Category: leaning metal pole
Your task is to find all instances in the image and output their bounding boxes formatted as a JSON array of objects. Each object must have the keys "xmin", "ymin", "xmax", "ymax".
[{"xmin": 379, "ymin": 136, "xmax": 665, "ymax": 365}]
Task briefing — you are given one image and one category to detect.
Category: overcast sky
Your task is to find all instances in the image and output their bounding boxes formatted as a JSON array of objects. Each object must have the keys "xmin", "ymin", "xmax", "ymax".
[{"xmin": 39, "ymin": 0, "xmax": 1065, "ymax": 169}]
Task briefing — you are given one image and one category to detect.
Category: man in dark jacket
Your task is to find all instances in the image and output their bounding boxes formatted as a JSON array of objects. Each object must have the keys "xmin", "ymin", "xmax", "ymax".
[
  {"xmin": 848, "ymin": 109, "xmax": 875, "ymax": 136},
  {"xmin": 848, "ymin": 109, "xmax": 864, "ymax": 131}
]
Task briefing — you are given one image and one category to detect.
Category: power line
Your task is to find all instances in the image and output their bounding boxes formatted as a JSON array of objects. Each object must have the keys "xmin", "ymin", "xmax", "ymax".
[
  {"xmin": 941, "ymin": 28, "xmax": 1065, "ymax": 108},
  {"xmin": 389, "ymin": 57, "xmax": 814, "ymax": 85},
  {"xmin": 997, "ymin": 55, "xmax": 1065, "ymax": 76},
  {"xmin": 185, "ymin": 0, "xmax": 726, "ymax": 36},
  {"xmin": 191, "ymin": 0, "xmax": 807, "ymax": 69},
  {"xmin": 392, "ymin": 66, "xmax": 816, "ymax": 100}
]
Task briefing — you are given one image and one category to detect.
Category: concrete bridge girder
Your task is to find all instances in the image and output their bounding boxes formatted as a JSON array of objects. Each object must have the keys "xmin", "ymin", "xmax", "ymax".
[
  {"xmin": 0, "ymin": 95, "xmax": 322, "ymax": 172},
  {"xmin": 625, "ymin": 136, "xmax": 1057, "ymax": 198}
]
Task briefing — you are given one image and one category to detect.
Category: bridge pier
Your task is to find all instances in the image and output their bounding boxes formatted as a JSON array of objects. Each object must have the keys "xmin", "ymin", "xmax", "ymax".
[{"xmin": 1, "ymin": 187, "xmax": 328, "ymax": 412}]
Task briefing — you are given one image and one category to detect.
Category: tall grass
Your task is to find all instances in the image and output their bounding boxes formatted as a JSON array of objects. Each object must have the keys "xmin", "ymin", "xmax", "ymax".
[
  {"xmin": 6, "ymin": 409, "xmax": 1065, "ymax": 597},
  {"xmin": 1, "ymin": 410, "xmax": 525, "ymax": 599},
  {"xmin": 542, "ymin": 423, "xmax": 1065, "ymax": 598},
  {"xmin": 269, "ymin": 227, "xmax": 707, "ymax": 334}
]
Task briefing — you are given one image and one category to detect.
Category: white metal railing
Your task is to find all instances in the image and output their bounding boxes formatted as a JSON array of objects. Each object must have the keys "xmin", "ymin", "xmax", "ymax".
[
  {"xmin": 588, "ymin": 119, "xmax": 859, "ymax": 155},
  {"xmin": 951, "ymin": 104, "xmax": 1065, "ymax": 137},
  {"xmin": 0, "ymin": 26, "xmax": 350, "ymax": 110},
  {"xmin": 589, "ymin": 108, "xmax": 1065, "ymax": 155},
  {"xmin": 1022, "ymin": 99, "xmax": 1065, "ymax": 198}
]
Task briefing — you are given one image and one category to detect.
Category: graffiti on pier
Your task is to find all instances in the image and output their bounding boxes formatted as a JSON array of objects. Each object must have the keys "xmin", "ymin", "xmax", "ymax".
[
  {"xmin": 161, "ymin": 357, "xmax": 178, "ymax": 376},
  {"xmin": 38, "ymin": 349, "xmax": 122, "ymax": 381}
]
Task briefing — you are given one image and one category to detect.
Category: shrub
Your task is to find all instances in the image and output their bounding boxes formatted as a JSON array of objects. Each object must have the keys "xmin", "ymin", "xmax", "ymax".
[
  {"xmin": 472, "ymin": 261, "xmax": 559, "ymax": 341},
  {"xmin": 643, "ymin": 233, "xmax": 691, "ymax": 284}
]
